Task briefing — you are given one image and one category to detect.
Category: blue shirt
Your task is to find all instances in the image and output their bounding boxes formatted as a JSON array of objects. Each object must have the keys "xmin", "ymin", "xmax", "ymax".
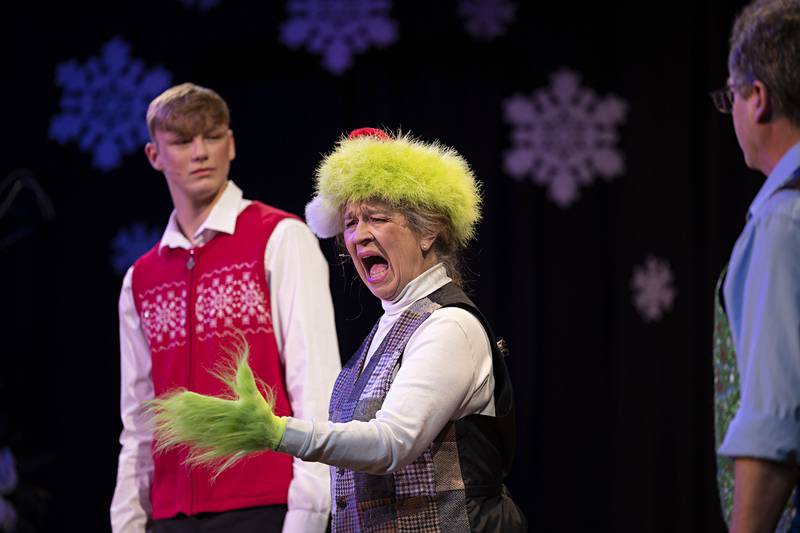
[{"xmin": 719, "ymin": 142, "xmax": 800, "ymax": 462}]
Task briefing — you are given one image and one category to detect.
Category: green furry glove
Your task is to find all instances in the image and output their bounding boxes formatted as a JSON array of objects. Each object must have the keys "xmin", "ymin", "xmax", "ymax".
[{"xmin": 148, "ymin": 341, "xmax": 287, "ymax": 473}]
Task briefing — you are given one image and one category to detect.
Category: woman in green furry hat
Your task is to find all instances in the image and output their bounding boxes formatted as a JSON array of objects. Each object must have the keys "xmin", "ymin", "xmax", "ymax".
[{"xmin": 151, "ymin": 127, "xmax": 527, "ymax": 532}]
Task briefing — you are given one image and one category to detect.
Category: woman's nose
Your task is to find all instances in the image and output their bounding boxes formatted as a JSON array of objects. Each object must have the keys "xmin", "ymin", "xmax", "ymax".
[{"xmin": 351, "ymin": 220, "xmax": 372, "ymax": 244}]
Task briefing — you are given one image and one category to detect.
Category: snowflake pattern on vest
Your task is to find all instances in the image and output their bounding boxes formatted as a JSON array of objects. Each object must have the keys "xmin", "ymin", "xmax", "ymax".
[
  {"xmin": 194, "ymin": 262, "xmax": 272, "ymax": 340},
  {"xmin": 139, "ymin": 283, "xmax": 189, "ymax": 351}
]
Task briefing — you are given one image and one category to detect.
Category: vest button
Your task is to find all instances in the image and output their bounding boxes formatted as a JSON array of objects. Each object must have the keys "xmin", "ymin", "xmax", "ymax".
[{"xmin": 337, "ymin": 498, "xmax": 347, "ymax": 509}]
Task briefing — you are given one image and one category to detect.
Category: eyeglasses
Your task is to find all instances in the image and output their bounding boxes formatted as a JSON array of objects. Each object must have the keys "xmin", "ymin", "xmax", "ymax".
[{"xmin": 710, "ymin": 85, "xmax": 736, "ymax": 113}]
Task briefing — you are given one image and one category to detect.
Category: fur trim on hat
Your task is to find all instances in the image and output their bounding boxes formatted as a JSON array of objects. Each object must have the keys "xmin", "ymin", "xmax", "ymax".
[{"xmin": 307, "ymin": 129, "xmax": 482, "ymax": 245}]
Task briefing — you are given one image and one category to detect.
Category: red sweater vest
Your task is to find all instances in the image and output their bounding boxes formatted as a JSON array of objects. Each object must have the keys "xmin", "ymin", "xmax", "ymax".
[{"xmin": 132, "ymin": 202, "xmax": 297, "ymax": 519}]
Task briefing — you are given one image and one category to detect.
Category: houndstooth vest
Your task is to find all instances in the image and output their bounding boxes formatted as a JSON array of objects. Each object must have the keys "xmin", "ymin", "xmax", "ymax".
[{"xmin": 328, "ymin": 283, "xmax": 526, "ymax": 532}]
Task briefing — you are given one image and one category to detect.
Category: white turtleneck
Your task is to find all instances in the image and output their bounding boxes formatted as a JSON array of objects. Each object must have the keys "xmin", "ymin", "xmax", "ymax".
[{"xmin": 279, "ymin": 264, "xmax": 495, "ymax": 476}]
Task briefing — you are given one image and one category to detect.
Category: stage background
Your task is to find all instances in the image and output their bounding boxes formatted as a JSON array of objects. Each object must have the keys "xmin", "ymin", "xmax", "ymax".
[{"xmin": 3, "ymin": 1, "xmax": 760, "ymax": 531}]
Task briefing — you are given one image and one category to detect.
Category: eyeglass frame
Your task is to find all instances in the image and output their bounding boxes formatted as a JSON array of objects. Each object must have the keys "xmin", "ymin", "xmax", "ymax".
[{"xmin": 709, "ymin": 80, "xmax": 753, "ymax": 114}]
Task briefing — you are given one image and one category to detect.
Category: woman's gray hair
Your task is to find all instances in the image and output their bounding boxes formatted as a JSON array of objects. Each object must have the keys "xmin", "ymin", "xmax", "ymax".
[
  {"xmin": 402, "ymin": 204, "xmax": 465, "ymax": 287},
  {"xmin": 729, "ymin": 0, "xmax": 800, "ymax": 126}
]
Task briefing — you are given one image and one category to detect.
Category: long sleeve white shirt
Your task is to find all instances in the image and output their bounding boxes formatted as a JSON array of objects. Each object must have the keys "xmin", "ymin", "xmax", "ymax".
[
  {"xmin": 279, "ymin": 264, "xmax": 495, "ymax": 478},
  {"xmin": 110, "ymin": 181, "xmax": 341, "ymax": 533}
]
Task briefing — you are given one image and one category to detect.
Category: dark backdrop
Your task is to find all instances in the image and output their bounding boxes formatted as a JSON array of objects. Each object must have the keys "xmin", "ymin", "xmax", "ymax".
[{"xmin": 3, "ymin": 1, "xmax": 762, "ymax": 531}]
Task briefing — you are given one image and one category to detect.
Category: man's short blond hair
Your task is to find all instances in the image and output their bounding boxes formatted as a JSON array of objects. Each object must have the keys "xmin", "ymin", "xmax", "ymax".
[{"xmin": 146, "ymin": 83, "xmax": 230, "ymax": 141}]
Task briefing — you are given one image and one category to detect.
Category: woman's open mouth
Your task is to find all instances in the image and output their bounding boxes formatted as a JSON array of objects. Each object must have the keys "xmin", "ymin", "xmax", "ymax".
[{"xmin": 361, "ymin": 254, "xmax": 390, "ymax": 283}]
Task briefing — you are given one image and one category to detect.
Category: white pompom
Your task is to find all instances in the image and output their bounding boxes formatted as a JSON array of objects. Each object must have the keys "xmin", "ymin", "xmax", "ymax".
[{"xmin": 304, "ymin": 196, "xmax": 341, "ymax": 238}]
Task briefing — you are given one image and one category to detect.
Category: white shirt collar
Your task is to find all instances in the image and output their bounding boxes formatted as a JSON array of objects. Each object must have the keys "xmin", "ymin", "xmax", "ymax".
[
  {"xmin": 748, "ymin": 141, "xmax": 800, "ymax": 219},
  {"xmin": 159, "ymin": 180, "xmax": 248, "ymax": 250},
  {"xmin": 381, "ymin": 263, "xmax": 451, "ymax": 316}
]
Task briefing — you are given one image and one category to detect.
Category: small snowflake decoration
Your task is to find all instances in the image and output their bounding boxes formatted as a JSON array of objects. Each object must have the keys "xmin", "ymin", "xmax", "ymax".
[
  {"xmin": 49, "ymin": 37, "xmax": 172, "ymax": 171},
  {"xmin": 0, "ymin": 497, "xmax": 16, "ymax": 533},
  {"xmin": 0, "ymin": 448, "xmax": 17, "ymax": 496},
  {"xmin": 110, "ymin": 222, "xmax": 161, "ymax": 274},
  {"xmin": 0, "ymin": 448, "xmax": 17, "ymax": 533},
  {"xmin": 280, "ymin": 0, "xmax": 398, "ymax": 75},
  {"xmin": 503, "ymin": 68, "xmax": 627, "ymax": 207},
  {"xmin": 630, "ymin": 255, "xmax": 676, "ymax": 323},
  {"xmin": 178, "ymin": 0, "xmax": 221, "ymax": 11},
  {"xmin": 458, "ymin": 0, "xmax": 516, "ymax": 40}
]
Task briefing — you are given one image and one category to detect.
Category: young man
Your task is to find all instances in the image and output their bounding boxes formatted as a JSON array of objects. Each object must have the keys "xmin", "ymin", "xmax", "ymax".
[
  {"xmin": 110, "ymin": 83, "xmax": 340, "ymax": 533},
  {"xmin": 712, "ymin": 1, "xmax": 800, "ymax": 531}
]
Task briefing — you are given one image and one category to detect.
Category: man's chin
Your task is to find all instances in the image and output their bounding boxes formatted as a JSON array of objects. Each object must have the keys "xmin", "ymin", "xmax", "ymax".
[{"xmin": 189, "ymin": 177, "xmax": 226, "ymax": 198}]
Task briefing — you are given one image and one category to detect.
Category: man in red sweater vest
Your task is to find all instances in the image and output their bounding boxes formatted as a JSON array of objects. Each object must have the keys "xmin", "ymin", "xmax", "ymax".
[{"xmin": 110, "ymin": 83, "xmax": 340, "ymax": 533}]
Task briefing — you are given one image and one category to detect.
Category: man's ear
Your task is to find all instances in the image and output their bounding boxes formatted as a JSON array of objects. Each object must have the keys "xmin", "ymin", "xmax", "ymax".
[
  {"xmin": 751, "ymin": 80, "xmax": 773, "ymax": 123},
  {"xmin": 228, "ymin": 129, "xmax": 236, "ymax": 161},
  {"xmin": 145, "ymin": 141, "xmax": 163, "ymax": 171}
]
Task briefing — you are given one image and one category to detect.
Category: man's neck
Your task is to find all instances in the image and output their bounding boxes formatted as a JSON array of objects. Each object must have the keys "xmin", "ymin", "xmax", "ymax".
[
  {"xmin": 172, "ymin": 182, "xmax": 228, "ymax": 244},
  {"xmin": 755, "ymin": 122, "xmax": 800, "ymax": 176}
]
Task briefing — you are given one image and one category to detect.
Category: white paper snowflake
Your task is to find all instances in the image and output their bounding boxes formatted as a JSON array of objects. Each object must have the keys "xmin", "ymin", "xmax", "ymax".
[
  {"xmin": 458, "ymin": 0, "xmax": 516, "ymax": 40},
  {"xmin": 110, "ymin": 222, "xmax": 161, "ymax": 274},
  {"xmin": 503, "ymin": 68, "xmax": 627, "ymax": 207},
  {"xmin": 630, "ymin": 255, "xmax": 676, "ymax": 323},
  {"xmin": 178, "ymin": 0, "xmax": 221, "ymax": 11},
  {"xmin": 49, "ymin": 37, "xmax": 172, "ymax": 171},
  {"xmin": 280, "ymin": 0, "xmax": 398, "ymax": 75}
]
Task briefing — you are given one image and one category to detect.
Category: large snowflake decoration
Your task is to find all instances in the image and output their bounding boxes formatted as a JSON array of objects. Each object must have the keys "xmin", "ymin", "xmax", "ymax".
[
  {"xmin": 178, "ymin": 0, "xmax": 221, "ymax": 11},
  {"xmin": 110, "ymin": 222, "xmax": 161, "ymax": 275},
  {"xmin": 49, "ymin": 37, "xmax": 172, "ymax": 171},
  {"xmin": 503, "ymin": 68, "xmax": 627, "ymax": 207},
  {"xmin": 280, "ymin": 0, "xmax": 398, "ymax": 75},
  {"xmin": 630, "ymin": 255, "xmax": 676, "ymax": 323},
  {"xmin": 458, "ymin": 0, "xmax": 516, "ymax": 40}
]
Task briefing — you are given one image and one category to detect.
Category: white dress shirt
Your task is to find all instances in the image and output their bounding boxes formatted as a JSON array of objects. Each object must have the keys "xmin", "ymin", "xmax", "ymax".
[
  {"xmin": 279, "ymin": 263, "xmax": 495, "ymax": 479},
  {"xmin": 110, "ymin": 181, "xmax": 341, "ymax": 533}
]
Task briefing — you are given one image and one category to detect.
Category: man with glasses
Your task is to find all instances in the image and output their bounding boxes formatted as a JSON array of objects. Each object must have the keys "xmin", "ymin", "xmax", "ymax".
[{"xmin": 711, "ymin": 0, "xmax": 800, "ymax": 531}]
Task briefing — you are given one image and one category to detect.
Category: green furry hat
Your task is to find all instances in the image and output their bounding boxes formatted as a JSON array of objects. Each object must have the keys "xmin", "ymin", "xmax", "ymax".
[{"xmin": 305, "ymin": 128, "xmax": 482, "ymax": 245}]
